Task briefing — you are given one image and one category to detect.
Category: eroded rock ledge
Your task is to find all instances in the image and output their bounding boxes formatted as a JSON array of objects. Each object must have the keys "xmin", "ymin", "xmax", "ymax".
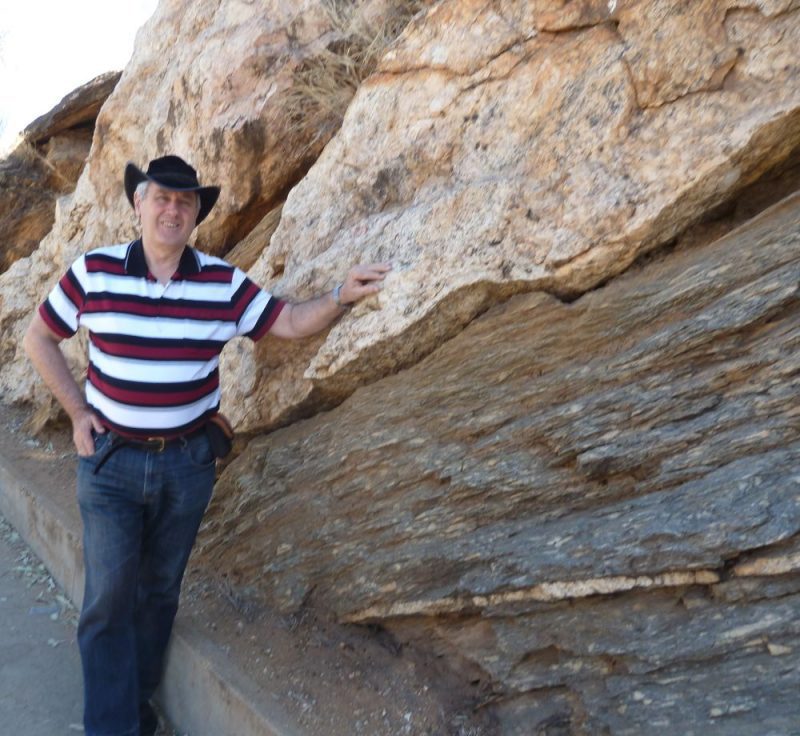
[{"xmin": 0, "ymin": 73, "xmax": 120, "ymax": 276}]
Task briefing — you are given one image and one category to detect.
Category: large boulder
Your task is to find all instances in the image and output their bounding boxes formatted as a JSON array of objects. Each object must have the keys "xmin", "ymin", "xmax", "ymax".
[
  {"xmin": 197, "ymin": 192, "xmax": 800, "ymax": 733},
  {"xmin": 224, "ymin": 0, "xmax": 800, "ymax": 431}
]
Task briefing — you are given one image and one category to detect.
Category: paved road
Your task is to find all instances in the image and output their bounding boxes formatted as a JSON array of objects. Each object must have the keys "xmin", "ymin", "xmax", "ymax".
[{"xmin": 0, "ymin": 513, "xmax": 84, "ymax": 734}]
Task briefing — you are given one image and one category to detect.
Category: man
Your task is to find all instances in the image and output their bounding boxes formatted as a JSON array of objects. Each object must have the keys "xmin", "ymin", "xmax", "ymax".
[{"xmin": 23, "ymin": 154, "xmax": 390, "ymax": 736}]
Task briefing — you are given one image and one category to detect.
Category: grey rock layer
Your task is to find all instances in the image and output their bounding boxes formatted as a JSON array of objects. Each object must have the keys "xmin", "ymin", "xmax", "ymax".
[{"xmin": 197, "ymin": 193, "xmax": 800, "ymax": 733}]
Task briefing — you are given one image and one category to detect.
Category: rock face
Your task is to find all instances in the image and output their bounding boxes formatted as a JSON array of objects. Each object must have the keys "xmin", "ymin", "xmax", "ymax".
[
  {"xmin": 1, "ymin": 0, "xmax": 799, "ymax": 732},
  {"xmin": 0, "ymin": 73, "xmax": 119, "ymax": 275},
  {"xmin": 1, "ymin": 1, "xmax": 798, "ymax": 429},
  {"xmin": 222, "ymin": 0, "xmax": 800, "ymax": 431},
  {"xmin": 197, "ymin": 192, "xmax": 800, "ymax": 733}
]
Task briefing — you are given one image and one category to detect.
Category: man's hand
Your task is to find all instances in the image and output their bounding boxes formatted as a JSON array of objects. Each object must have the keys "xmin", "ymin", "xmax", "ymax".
[
  {"xmin": 337, "ymin": 262, "xmax": 392, "ymax": 306},
  {"xmin": 270, "ymin": 262, "xmax": 392, "ymax": 340},
  {"xmin": 72, "ymin": 409, "xmax": 107, "ymax": 457}
]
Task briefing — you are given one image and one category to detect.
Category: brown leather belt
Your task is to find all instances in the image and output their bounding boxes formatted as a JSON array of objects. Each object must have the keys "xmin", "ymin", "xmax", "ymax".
[{"xmin": 91, "ymin": 428, "xmax": 205, "ymax": 475}]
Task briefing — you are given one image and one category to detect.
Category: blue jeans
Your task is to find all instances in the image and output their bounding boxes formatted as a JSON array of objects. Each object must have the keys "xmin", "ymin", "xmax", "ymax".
[{"xmin": 76, "ymin": 431, "xmax": 216, "ymax": 736}]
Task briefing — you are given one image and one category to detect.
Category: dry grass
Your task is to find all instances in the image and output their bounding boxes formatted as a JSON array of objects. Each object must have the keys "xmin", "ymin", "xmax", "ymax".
[
  {"xmin": 4, "ymin": 138, "xmax": 74, "ymax": 189},
  {"xmin": 284, "ymin": 0, "xmax": 427, "ymax": 145}
]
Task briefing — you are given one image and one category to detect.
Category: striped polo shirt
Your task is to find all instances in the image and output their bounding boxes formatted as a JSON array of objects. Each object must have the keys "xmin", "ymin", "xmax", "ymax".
[{"xmin": 39, "ymin": 239, "xmax": 285, "ymax": 438}]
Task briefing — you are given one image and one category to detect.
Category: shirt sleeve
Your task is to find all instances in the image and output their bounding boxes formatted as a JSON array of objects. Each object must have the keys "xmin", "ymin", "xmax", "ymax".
[
  {"xmin": 231, "ymin": 267, "xmax": 286, "ymax": 341},
  {"xmin": 38, "ymin": 256, "xmax": 88, "ymax": 339}
]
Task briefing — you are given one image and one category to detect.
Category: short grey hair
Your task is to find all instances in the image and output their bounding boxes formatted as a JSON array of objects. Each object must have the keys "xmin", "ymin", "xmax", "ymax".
[{"xmin": 135, "ymin": 180, "xmax": 200, "ymax": 208}]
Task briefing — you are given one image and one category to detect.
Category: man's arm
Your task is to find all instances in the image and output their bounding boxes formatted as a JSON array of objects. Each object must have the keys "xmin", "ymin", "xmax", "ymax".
[
  {"xmin": 23, "ymin": 312, "xmax": 105, "ymax": 456},
  {"xmin": 269, "ymin": 263, "xmax": 391, "ymax": 340}
]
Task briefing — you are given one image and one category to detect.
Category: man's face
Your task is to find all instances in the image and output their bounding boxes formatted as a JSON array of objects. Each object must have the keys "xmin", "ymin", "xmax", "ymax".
[{"xmin": 134, "ymin": 182, "xmax": 201, "ymax": 252}]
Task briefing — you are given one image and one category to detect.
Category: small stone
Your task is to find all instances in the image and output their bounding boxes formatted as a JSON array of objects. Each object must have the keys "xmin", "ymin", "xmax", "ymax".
[
  {"xmin": 767, "ymin": 642, "xmax": 792, "ymax": 656},
  {"xmin": 29, "ymin": 603, "xmax": 59, "ymax": 616}
]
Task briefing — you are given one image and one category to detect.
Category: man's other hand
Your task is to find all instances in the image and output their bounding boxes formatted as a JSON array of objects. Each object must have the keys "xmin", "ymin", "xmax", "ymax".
[{"xmin": 73, "ymin": 409, "xmax": 107, "ymax": 457}]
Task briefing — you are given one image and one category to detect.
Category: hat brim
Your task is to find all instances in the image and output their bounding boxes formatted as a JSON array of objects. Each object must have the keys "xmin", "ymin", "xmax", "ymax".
[{"xmin": 124, "ymin": 162, "xmax": 220, "ymax": 225}]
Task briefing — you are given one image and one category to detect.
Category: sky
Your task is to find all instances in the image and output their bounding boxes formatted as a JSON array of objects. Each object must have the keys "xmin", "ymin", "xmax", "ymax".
[{"xmin": 0, "ymin": 0, "xmax": 159, "ymax": 154}]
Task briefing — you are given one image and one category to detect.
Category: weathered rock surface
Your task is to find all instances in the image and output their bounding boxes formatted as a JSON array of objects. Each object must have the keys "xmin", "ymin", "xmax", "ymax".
[
  {"xmin": 223, "ymin": 0, "xmax": 800, "ymax": 432},
  {"xmin": 197, "ymin": 193, "xmax": 800, "ymax": 733},
  {"xmin": 1, "ymin": 2, "xmax": 799, "ymax": 732},
  {"xmin": 0, "ymin": 0, "xmax": 423, "ymax": 414},
  {"xmin": 0, "ymin": 74, "xmax": 119, "ymax": 275}
]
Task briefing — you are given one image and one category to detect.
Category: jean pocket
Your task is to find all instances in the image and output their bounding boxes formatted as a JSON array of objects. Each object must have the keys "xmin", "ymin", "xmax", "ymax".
[{"xmin": 184, "ymin": 435, "xmax": 215, "ymax": 468}]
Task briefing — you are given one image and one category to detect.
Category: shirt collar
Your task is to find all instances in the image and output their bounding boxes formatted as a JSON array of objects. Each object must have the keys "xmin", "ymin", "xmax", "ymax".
[{"xmin": 124, "ymin": 239, "xmax": 201, "ymax": 279}]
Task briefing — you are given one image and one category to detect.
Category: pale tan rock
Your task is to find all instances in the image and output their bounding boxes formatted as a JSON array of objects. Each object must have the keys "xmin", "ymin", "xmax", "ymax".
[
  {"xmin": 342, "ymin": 570, "xmax": 722, "ymax": 622},
  {"xmin": 2, "ymin": 0, "xmax": 799, "ymax": 436},
  {"xmin": 229, "ymin": 0, "xmax": 800, "ymax": 432},
  {"xmin": 618, "ymin": 0, "xmax": 737, "ymax": 107},
  {"xmin": 767, "ymin": 642, "xmax": 793, "ymax": 656},
  {"xmin": 733, "ymin": 535, "xmax": 800, "ymax": 577}
]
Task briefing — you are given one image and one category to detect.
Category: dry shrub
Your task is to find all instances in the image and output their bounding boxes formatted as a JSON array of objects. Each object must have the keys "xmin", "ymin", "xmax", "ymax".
[{"xmin": 285, "ymin": 0, "xmax": 427, "ymax": 145}]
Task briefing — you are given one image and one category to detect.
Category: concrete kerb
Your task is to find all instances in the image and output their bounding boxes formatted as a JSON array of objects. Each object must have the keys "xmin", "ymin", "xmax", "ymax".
[{"xmin": 0, "ymin": 438, "xmax": 296, "ymax": 736}]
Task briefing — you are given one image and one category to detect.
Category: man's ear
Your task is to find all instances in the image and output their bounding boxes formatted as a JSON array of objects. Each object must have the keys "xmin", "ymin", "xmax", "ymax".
[{"xmin": 133, "ymin": 191, "xmax": 142, "ymax": 218}]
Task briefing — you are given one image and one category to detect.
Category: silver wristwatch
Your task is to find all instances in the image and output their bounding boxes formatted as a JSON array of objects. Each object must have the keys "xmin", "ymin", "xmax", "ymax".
[{"xmin": 332, "ymin": 283, "xmax": 350, "ymax": 308}]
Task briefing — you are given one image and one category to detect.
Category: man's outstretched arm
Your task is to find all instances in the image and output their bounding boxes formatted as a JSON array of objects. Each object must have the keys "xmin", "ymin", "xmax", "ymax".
[
  {"xmin": 269, "ymin": 262, "xmax": 391, "ymax": 340},
  {"xmin": 23, "ymin": 313, "xmax": 105, "ymax": 456}
]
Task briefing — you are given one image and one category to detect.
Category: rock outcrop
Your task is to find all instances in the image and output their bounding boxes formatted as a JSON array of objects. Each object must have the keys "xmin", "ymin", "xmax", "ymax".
[
  {"xmin": 0, "ymin": 73, "xmax": 119, "ymax": 275},
  {"xmin": 225, "ymin": 0, "xmax": 800, "ymax": 431},
  {"xmin": 198, "ymin": 192, "xmax": 800, "ymax": 733}
]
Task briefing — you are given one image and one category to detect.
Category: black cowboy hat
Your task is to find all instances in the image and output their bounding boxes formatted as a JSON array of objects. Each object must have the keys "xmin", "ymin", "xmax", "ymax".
[{"xmin": 124, "ymin": 155, "xmax": 221, "ymax": 225}]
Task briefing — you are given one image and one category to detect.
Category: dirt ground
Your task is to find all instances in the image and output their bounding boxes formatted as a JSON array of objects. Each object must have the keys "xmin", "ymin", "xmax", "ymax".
[{"xmin": 0, "ymin": 405, "xmax": 491, "ymax": 736}]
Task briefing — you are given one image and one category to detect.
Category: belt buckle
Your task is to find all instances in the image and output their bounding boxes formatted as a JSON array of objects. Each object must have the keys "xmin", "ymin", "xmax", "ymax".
[{"xmin": 147, "ymin": 436, "xmax": 166, "ymax": 452}]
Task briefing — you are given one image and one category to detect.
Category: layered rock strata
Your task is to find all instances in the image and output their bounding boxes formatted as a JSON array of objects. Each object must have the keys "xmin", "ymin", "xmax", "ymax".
[{"xmin": 197, "ymin": 193, "xmax": 800, "ymax": 733}]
